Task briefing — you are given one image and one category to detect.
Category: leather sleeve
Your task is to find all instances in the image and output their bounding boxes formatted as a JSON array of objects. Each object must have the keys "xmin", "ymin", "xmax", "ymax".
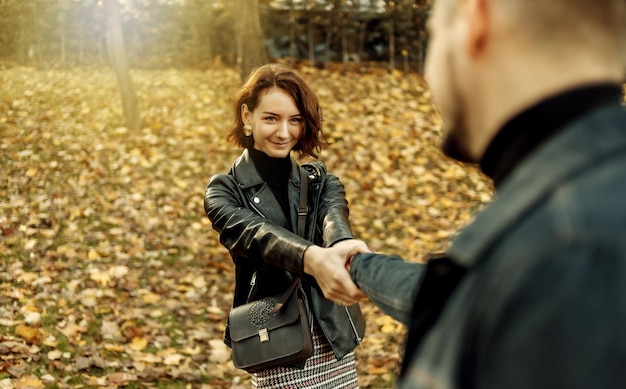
[
  {"xmin": 204, "ymin": 173, "xmax": 311, "ymax": 274},
  {"xmin": 315, "ymin": 166, "xmax": 355, "ymax": 247}
]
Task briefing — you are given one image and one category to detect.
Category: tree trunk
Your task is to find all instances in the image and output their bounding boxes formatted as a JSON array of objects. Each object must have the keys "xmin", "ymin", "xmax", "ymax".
[
  {"xmin": 403, "ymin": 49, "xmax": 409, "ymax": 74},
  {"xmin": 78, "ymin": 14, "xmax": 84, "ymax": 64},
  {"xmin": 324, "ymin": 28, "xmax": 333, "ymax": 65},
  {"xmin": 233, "ymin": 0, "xmax": 268, "ymax": 81},
  {"xmin": 388, "ymin": 16, "xmax": 395, "ymax": 73},
  {"xmin": 19, "ymin": 19, "xmax": 25, "ymax": 65},
  {"xmin": 188, "ymin": 0, "xmax": 199, "ymax": 66},
  {"xmin": 60, "ymin": 13, "xmax": 66, "ymax": 66},
  {"xmin": 308, "ymin": 15, "xmax": 315, "ymax": 64},
  {"xmin": 288, "ymin": 0, "xmax": 296, "ymax": 60},
  {"xmin": 358, "ymin": 20, "xmax": 366, "ymax": 65},
  {"xmin": 104, "ymin": 0, "xmax": 140, "ymax": 131},
  {"xmin": 30, "ymin": 4, "xmax": 40, "ymax": 64},
  {"xmin": 341, "ymin": 21, "xmax": 347, "ymax": 65}
]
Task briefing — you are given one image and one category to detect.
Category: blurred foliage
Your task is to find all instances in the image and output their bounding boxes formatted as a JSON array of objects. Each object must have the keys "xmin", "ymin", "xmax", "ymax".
[{"xmin": 0, "ymin": 0, "xmax": 431, "ymax": 72}]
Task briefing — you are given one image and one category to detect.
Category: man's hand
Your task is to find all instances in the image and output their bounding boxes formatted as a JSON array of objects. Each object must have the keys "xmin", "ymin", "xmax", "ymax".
[{"xmin": 303, "ymin": 239, "xmax": 371, "ymax": 306}]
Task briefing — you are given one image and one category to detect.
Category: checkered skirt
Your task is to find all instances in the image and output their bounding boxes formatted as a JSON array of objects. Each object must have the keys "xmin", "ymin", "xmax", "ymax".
[{"xmin": 251, "ymin": 321, "xmax": 359, "ymax": 388}]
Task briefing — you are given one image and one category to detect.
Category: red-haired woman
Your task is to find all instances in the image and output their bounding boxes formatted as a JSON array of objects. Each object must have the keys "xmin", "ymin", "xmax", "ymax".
[{"xmin": 204, "ymin": 64, "xmax": 365, "ymax": 388}]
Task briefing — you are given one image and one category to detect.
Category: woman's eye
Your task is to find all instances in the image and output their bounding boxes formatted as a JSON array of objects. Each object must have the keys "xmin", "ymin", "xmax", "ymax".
[
  {"xmin": 291, "ymin": 117, "xmax": 302, "ymax": 123},
  {"xmin": 264, "ymin": 116, "xmax": 276, "ymax": 122}
]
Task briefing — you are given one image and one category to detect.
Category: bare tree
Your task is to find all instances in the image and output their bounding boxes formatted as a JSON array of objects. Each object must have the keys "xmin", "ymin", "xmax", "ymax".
[
  {"xmin": 307, "ymin": 4, "xmax": 317, "ymax": 65},
  {"xmin": 104, "ymin": 0, "xmax": 140, "ymax": 131},
  {"xmin": 233, "ymin": 0, "xmax": 268, "ymax": 81},
  {"xmin": 387, "ymin": 4, "xmax": 395, "ymax": 73}
]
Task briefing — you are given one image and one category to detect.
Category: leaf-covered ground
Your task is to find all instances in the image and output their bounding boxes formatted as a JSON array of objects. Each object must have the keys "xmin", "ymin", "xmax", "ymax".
[{"xmin": 0, "ymin": 64, "xmax": 492, "ymax": 388}]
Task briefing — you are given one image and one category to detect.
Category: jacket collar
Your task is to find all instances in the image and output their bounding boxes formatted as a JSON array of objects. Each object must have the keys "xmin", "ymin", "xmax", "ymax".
[
  {"xmin": 230, "ymin": 149, "xmax": 304, "ymax": 230},
  {"xmin": 448, "ymin": 103, "xmax": 626, "ymax": 268}
]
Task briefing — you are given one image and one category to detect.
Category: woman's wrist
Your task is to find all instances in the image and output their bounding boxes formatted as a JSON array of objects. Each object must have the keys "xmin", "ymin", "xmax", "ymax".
[{"xmin": 302, "ymin": 245, "xmax": 322, "ymax": 276}]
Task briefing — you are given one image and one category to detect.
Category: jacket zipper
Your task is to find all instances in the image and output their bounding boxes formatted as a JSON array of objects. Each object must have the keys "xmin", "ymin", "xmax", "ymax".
[
  {"xmin": 246, "ymin": 271, "xmax": 257, "ymax": 303},
  {"xmin": 345, "ymin": 307, "xmax": 363, "ymax": 349},
  {"xmin": 244, "ymin": 195, "xmax": 263, "ymax": 304}
]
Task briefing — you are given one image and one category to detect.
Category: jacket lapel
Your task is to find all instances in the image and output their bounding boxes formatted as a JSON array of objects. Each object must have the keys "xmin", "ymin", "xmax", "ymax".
[
  {"xmin": 230, "ymin": 149, "xmax": 301, "ymax": 231},
  {"xmin": 449, "ymin": 104, "xmax": 626, "ymax": 268}
]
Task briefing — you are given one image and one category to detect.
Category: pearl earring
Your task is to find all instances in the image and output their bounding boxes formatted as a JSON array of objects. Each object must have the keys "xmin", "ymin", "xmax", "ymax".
[{"xmin": 243, "ymin": 124, "xmax": 252, "ymax": 136}]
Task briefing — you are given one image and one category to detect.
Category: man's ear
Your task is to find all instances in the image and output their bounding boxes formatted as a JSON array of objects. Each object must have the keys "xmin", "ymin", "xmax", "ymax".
[{"xmin": 465, "ymin": 0, "xmax": 489, "ymax": 57}]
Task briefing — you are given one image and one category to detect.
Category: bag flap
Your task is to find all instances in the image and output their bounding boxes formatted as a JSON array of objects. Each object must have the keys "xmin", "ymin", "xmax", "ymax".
[{"xmin": 229, "ymin": 291, "xmax": 301, "ymax": 342}]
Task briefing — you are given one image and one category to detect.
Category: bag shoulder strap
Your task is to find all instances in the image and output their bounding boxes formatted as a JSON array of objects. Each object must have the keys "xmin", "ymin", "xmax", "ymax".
[
  {"xmin": 297, "ymin": 167, "xmax": 309, "ymax": 238},
  {"xmin": 270, "ymin": 168, "xmax": 309, "ymax": 314},
  {"xmin": 270, "ymin": 277, "xmax": 302, "ymax": 313}
]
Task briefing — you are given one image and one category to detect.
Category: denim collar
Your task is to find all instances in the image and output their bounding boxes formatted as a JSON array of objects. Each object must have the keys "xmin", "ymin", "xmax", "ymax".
[{"xmin": 449, "ymin": 103, "xmax": 626, "ymax": 268}]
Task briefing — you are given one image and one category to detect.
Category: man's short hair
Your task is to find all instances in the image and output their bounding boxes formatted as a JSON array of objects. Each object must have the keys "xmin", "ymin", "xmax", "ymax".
[{"xmin": 501, "ymin": 0, "xmax": 625, "ymax": 53}]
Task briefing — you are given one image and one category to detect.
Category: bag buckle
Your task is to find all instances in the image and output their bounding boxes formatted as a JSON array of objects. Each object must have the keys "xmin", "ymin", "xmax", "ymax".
[{"xmin": 258, "ymin": 328, "xmax": 269, "ymax": 342}]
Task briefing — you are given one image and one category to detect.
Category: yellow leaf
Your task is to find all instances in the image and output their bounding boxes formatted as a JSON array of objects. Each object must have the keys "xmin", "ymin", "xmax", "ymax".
[
  {"xmin": 25, "ymin": 167, "xmax": 38, "ymax": 178},
  {"xmin": 87, "ymin": 249, "xmax": 100, "ymax": 260},
  {"xmin": 141, "ymin": 292, "xmax": 161, "ymax": 304},
  {"xmin": 380, "ymin": 323, "xmax": 398, "ymax": 334},
  {"xmin": 129, "ymin": 336, "xmax": 148, "ymax": 351},
  {"xmin": 24, "ymin": 239, "xmax": 37, "ymax": 250},
  {"xmin": 16, "ymin": 375, "xmax": 44, "ymax": 389},
  {"xmin": 162, "ymin": 353, "xmax": 185, "ymax": 366},
  {"xmin": 368, "ymin": 366, "xmax": 390, "ymax": 375},
  {"xmin": 104, "ymin": 343, "xmax": 125, "ymax": 352},
  {"xmin": 17, "ymin": 273, "xmax": 38, "ymax": 284},
  {"xmin": 16, "ymin": 324, "xmax": 43, "ymax": 344}
]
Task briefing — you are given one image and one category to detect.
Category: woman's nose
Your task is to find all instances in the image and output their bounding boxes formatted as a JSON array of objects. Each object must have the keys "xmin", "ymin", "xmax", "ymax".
[{"xmin": 277, "ymin": 121, "xmax": 289, "ymax": 137}]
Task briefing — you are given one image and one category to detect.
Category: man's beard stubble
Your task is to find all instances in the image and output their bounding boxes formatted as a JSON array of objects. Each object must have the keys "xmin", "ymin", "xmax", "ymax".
[
  {"xmin": 438, "ymin": 46, "xmax": 477, "ymax": 165},
  {"xmin": 441, "ymin": 127, "xmax": 475, "ymax": 163}
]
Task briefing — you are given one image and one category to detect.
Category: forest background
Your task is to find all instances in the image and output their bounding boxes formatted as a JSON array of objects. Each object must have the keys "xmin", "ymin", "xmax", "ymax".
[{"xmin": 1, "ymin": 0, "xmax": 494, "ymax": 388}]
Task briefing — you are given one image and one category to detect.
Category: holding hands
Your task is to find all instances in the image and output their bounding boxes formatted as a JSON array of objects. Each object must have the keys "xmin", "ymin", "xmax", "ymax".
[{"xmin": 303, "ymin": 239, "xmax": 371, "ymax": 306}]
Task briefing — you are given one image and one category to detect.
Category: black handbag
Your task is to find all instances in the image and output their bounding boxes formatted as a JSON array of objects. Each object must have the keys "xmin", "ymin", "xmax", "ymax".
[
  {"xmin": 228, "ymin": 167, "xmax": 314, "ymax": 373},
  {"xmin": 229, "ymin": 277, "xmax": 313, "ymax": 373}
]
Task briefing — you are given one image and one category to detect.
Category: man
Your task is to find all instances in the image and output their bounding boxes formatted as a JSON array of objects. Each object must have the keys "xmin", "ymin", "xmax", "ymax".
[{"xmin": 303, "ymin": 0, "xmax": 626, "ymax": 387}]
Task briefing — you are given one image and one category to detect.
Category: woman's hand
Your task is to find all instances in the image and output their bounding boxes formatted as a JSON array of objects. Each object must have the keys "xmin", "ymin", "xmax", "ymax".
[{"xmin": 303, "ymin": 239, "xmax": 371, "ymax": 306}]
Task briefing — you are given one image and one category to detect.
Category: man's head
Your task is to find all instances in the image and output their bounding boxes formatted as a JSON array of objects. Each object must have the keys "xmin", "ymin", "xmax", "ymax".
[{"xmin": 425, "ymin": 0, "xmax": 626, "ymax": 163}]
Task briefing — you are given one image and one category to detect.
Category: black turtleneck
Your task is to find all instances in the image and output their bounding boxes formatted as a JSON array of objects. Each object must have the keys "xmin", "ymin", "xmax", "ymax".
[
  {"xmin": 480, "ymin": 83, "xmax": 623, "ymax": 188},
  {"xmin": 248, "ymin": 147, "xmax": 293, "ymax": 219}
]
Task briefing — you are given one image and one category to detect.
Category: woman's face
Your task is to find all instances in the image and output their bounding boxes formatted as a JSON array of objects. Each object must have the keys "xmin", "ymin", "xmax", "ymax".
[{"xmin": 242, "ymin": 87, "xmax": 303, "ymax": 158}]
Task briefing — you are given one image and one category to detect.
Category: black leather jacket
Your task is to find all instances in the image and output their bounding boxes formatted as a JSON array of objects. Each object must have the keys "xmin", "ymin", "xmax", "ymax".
[{"xmin": 204, "ymin": 149, "xmax": 364, "ymax": 359}]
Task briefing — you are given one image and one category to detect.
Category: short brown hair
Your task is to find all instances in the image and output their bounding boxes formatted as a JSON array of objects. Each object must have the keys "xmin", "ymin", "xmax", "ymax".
[
  {"xmin": 500, "ymin": 0, "xmax": 625, "ymax": 52},
  {"xmin": 228, "ymin": 63, "xmax": 328, "ymax": 158}
]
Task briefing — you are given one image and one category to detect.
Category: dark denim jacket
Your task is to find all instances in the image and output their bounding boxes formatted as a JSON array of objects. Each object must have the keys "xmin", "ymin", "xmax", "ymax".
[{"xmin": 351, "ymin": 103, "xmax": 626, "ymax": 388}]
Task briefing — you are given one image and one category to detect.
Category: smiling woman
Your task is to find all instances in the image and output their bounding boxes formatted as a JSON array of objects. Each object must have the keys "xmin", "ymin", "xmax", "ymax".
[{"xmin": 204, "ymin": 63, "xmax": 366, "ymax": 388}]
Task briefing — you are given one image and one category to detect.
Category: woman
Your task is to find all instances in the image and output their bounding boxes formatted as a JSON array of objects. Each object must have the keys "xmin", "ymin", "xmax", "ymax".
[{"xmin": 204, "ymin": 63, "xmax": 365, "ymax": 388}]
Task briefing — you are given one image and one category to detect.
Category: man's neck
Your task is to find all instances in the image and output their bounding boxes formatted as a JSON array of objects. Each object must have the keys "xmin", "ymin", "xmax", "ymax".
[{"xmin": 467, "ymin": 44, "xmax": 624, "ymax": 161}]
